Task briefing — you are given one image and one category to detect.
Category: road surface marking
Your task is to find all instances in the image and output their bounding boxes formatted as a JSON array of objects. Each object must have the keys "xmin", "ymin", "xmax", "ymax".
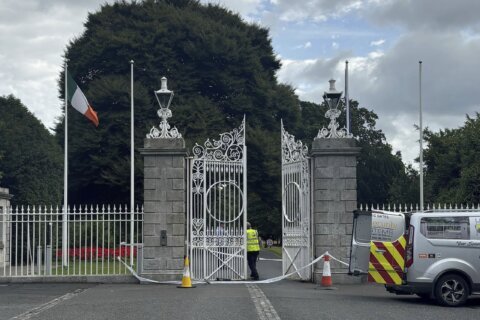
[
  {"xmin": 246, "ymin": 284, "xmax": 281, "ymax": 320},
  {"xmin": 9, "ymin": 288, "xmax": 86, "ymax": 320}
]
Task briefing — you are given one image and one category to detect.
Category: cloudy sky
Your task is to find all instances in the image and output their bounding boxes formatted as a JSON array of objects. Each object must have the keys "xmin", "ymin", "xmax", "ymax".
[{"xmin": 1, "ymin": 0, "xmax": 479, "ymax": 165}]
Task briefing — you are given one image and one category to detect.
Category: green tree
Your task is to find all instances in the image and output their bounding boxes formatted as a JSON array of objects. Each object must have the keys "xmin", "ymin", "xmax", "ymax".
[
  {"xmin": 0, "ymin": 95, "xmax": 63, "ymax": 204},
  {"xmin": 424, "ymin": 113, "xmax": 480, "ymax": 203},
  {"xmin": 387, "ymin": 162, "xmax": 420, "ymax": 204},
  {"xmin": 55, "ymin": 0, "xmax": 300, "ymax": 235},
  {"xmin": 55, "ymin": 0, "xmax": 417, "ymax": 236},
  {"xmin": 296, "ymin": 99, "xmax": 409, "ymax": 205},
  {"xmin": 0, "ymin": 153, "xmax": 3, "ymax": 182}
]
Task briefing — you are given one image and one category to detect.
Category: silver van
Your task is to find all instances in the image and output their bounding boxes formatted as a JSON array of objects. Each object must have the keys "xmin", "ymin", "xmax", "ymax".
[{"xmin": 350, "ymin": 210, "xmax": 480, "ymax": 307}]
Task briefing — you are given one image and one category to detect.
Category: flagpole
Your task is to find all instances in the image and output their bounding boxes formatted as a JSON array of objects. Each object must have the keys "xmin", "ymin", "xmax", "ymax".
[
  {"xmin": 419, "ymin": 61, "xmax": 424, "ymax": 211},
  {"xmin": 63, "ymin": 60, "xmax": 68, "ymax": 267},
  {"xmin": 345, "ymin": 60, "xmax": 350, "ymax": 135},
  {"xmin": 130, "ymin": 60, "xmax": 135, "ymax": 267}
]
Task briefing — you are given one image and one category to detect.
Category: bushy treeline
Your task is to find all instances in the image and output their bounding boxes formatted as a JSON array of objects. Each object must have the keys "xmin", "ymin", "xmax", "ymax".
[
  {"xmin": 1, "ymin": 1, "xmax": 477, "ymax": 236},
  {"xmin": 0, "ymin": 95, "xmax": 63, "ymax": 204},
  {"xmin": 423, "ymin": 114, "xmax": 480, "ymax": 204}
]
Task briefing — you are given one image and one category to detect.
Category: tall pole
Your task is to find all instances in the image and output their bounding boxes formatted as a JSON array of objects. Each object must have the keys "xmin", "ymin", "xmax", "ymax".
[
  {"xmin": 130, "ymin": 60, "xmax": 135, "ymax": 266},
  {"xmin": 63, "ymin": 60, "xmax": 68, "ymax": 267},
  {"xmin": 419, "ymin": 61, "xmax": 424, "ymax": 211},
  {"xmin": 345, "ymin": 60, "xmax": 350, "ymax": 134}
]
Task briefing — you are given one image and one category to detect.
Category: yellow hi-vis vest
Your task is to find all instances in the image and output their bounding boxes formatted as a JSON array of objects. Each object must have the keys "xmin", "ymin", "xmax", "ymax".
[{"xmin": 247, "ymin": 229, "xmax": 260, "ymax": 252}]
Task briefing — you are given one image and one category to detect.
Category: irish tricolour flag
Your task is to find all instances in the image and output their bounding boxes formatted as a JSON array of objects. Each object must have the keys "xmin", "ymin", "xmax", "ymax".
[{"xmin": 67, "ymin": 72, "xmax": 99, "ymax": 126}]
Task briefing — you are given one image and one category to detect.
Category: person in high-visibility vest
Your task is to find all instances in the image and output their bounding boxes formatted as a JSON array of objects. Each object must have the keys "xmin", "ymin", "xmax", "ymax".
[{"xmin": 246, "ymin": 222, "xmax": 260, "ymax": 280}]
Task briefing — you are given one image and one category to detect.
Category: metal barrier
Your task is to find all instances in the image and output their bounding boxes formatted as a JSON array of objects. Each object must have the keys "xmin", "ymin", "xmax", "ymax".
[
  {"xmin": 0, "ymin": 205, "xmax": 143, "ymax": 277},
  {"xmin": 359, "ymin": 203, "xmax": 480, "ymax": 212}
]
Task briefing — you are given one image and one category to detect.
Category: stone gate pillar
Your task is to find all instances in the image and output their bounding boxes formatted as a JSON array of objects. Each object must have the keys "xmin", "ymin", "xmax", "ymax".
[
  {"xmin": 139, "ymin": 77, "xmax": 187, "ymax": 281},
  {"xmin": 311, "ymin": 138, "xmax": 361, "ymax": 284},
  {"xmin": 140, "ymin": 139, "xmax": 186, "ymax": 281}
]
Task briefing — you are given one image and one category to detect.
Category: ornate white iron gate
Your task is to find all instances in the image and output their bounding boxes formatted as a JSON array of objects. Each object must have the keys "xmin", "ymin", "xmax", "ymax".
[
  {"xmin": 189, "ymin": 119, "xmax": 247, "ymax": 280},
  {"xmin": 281, "ymin": 121, "xmax": 311, "ymax": 280}
]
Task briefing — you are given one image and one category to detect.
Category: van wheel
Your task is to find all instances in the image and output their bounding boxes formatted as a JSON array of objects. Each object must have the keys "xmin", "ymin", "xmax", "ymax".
[{"xmin": 434, "ymin": 274, "xmax": 469, "ymax": 307}]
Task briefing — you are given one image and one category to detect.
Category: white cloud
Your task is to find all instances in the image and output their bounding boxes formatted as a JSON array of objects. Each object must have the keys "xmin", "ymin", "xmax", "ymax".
[
  {"xmin": 2, "ymin": 0, "xmax": 480, "ymax": 166},
  {"xmin": 273, "ymin": 0, "xmax": 480, "ymax": 164},
  {"xmin": 0, "ymin": 0, "xmax": 111, "ymax": 130},
  {"xmin": 336, "ymin": 0, "xmax": 363, "ymax": 16},
  {"xmin": 271, "ymin": 0, "xmax": 366, "ymax": 22},
  {"xmin": 370, "ymin": 39, "xmax": 385, "ymax": 46},
  {"xmin": 367, "ymin": 0, "xmax": 480, "ymax": 32},
  {"xmin": 201, "ymin": 0, "xmax": 264, "ymax": 17},
  {"xmin": 294, "ymin": 41, "xmax": 312, "ymax": 49},
  {"xmin": 277, "ymin": 28, "xmax": 480, "ymax": 164}
]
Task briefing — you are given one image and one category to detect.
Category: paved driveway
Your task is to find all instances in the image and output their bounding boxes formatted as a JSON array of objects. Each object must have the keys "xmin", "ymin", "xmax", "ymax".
[{"xmin": 1, "ymin": 251, "xmax": 479, "ymax": 320}]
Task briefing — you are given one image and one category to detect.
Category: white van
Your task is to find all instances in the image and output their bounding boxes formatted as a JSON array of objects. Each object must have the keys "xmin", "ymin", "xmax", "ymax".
[{"xmin": 349, "ymin": 210, "xmax": 480, "ymax": 307}]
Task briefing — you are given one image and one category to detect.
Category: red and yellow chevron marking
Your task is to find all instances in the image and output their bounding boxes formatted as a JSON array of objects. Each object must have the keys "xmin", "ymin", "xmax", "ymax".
[{"xmin": 368, "ymin": 235, "xmax": 406, "ymax": 285}]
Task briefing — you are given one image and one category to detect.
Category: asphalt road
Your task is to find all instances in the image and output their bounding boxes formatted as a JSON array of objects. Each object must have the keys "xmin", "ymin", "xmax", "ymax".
[{"xmin": 1, "ymin": 250, "xmax": 479, "ymax": 320}]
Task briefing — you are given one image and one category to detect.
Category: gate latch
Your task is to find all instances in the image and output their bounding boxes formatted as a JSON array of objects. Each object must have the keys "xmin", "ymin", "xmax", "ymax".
[{"xmin": 160, "ymin": 230, "xmax": 167, "ymax": 246}]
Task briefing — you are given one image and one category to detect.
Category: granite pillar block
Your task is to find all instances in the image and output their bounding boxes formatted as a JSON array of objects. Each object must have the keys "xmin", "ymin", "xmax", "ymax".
[
  {"xmin": 311, "ymin": 138, "xmax": 361, "ymax": 284},
  {"xmin": 139, "ymin": 138, "xmax": 187, "ymax": 281}
]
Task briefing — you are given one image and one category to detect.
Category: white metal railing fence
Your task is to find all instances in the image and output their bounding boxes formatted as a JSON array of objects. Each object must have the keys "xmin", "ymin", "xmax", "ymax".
[
  {"xmin": 0, "ymin": 205, "xmax": 143, "ymax": 277},
  {"xmin": 358, "ymin": 203, "xmax": 480, "ymax": 212}
]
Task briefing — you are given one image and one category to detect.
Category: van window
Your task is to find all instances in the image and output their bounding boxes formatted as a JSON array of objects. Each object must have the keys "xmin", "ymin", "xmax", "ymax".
[
  {"xmin": 354, "ymin": 214, "xmax": 372, "ymax": 243},
  {"xmin": 420, "ymin": 217, "xmax": 470, "ymax": 240},
  {"xmin": 471, "ymin": 217, "xmax": 480, "ymax": 240}
]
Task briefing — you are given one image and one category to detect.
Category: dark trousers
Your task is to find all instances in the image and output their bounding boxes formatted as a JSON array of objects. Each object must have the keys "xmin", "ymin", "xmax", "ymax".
[{"xmin": 247, "ymin": 251, "xmax": 259, "ymax": 279}]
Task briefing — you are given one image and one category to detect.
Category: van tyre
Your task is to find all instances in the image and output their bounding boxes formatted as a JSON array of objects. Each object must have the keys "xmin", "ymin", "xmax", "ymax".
[{"xmin": 434, "ymin": 274, "xmax": 469, "ymax": 307}]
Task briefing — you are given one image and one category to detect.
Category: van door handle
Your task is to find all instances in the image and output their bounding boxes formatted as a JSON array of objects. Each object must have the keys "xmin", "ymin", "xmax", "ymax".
[{"xmin": 376, "ymin": 249, "xmax": 386, "ymax": 253}]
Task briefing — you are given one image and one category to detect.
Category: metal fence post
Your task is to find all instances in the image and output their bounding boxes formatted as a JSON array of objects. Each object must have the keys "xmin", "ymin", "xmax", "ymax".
[
  {"xmin": 45, "ymin": 245, "xmax": 52, "ymax": 275},
  {"xmin": 37, "ymin": 245, "xmax": 42, "ymax": 275},
  {"xmin": 137, "ymin": 244, "xmax": 143, "ymax": 274}
]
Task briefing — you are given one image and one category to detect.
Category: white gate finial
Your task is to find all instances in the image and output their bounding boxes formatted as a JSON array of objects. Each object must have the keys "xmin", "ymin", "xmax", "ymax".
[
  {"xmin": 192, "ymin": 118, "xmax": 245, "ymax": 161},
  {"xmin": 316, "ymin": 79, "xmax": 352, "ymax": 139},
  {"xmin": 147, "ymin": 77, "xmax": 183, "ymax": 139},
  {"xmin": 281, "ymin": 120, "xmax": 308, "ymax": 164}
]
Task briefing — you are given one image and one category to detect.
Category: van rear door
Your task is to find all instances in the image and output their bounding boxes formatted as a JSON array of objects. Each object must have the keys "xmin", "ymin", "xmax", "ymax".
[
  {"xmin": 350, "ymin": 210, "xmax": 407, "ymax": 285},
  {"xmin": 349, "ymin": 211, "xmax": 372, "ymax": 275}
]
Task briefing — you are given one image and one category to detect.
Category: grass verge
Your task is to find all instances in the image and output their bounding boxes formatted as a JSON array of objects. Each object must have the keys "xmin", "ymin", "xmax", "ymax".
[{"xmin": 265, "ymin": 246, "xmax": 282, "ymax": 257}]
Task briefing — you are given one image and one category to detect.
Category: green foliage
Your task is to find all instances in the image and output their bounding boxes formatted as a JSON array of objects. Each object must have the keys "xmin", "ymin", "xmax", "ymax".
[
  {"xmin": 0, "ymin": 95, "xmax": 63, "ymax": 204},
  {"xmin": 297, "ymin": 99, "xmax": 410, "ymax": 205},
  {"xmin": 56, "ymin": 0, "xmax": 299, "ymax": 227},
  {"xmin": 0, "ymin": 150, "xmax": 3, "ymax": 181},
  {"xmin": 387, "ymin": 163, "xmax": 420, "ymax": 204},
  {"xmin": 424, "ymin": 113, "xmax": 480, "ymax": 203},
  {"xmin": 55, "ymin": 0, "xmax": 414, "ymax": 236}
]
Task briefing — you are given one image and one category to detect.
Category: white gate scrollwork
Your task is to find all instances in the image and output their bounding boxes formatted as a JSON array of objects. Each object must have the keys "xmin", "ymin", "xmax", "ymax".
[
  {"xmin": 281, "ymin": 120, "xmax": 311, "ymax": 280},
  {"xmin": 188, "ymin": 118, "xmax": 247, "ymax": 280}
]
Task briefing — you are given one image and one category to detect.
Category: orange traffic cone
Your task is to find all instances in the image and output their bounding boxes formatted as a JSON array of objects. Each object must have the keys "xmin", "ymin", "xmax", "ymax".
[
  {"xmin": 321, "ymin": 254, "xmax": 332, "ymax": 287},
  {"xmin": 178, "ymin": 256, "xmax": 196, "ymax": 288},
  {"xmin": 316, "ymin": 252, "xmax": 336, "ymax": 290}
]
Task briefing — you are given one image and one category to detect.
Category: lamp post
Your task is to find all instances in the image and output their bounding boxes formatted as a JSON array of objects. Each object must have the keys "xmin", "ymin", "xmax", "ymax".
[
  {"xmin": 419, "ymin": 61, "xmax": 424, "ymax": 211},
  {"xmin": 147, "ymin": 77, "xmax": 182, "ymax": 139},
  {"xmin": 317, "ymin": 79, "xmax": 351, "ymax": 139}
]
